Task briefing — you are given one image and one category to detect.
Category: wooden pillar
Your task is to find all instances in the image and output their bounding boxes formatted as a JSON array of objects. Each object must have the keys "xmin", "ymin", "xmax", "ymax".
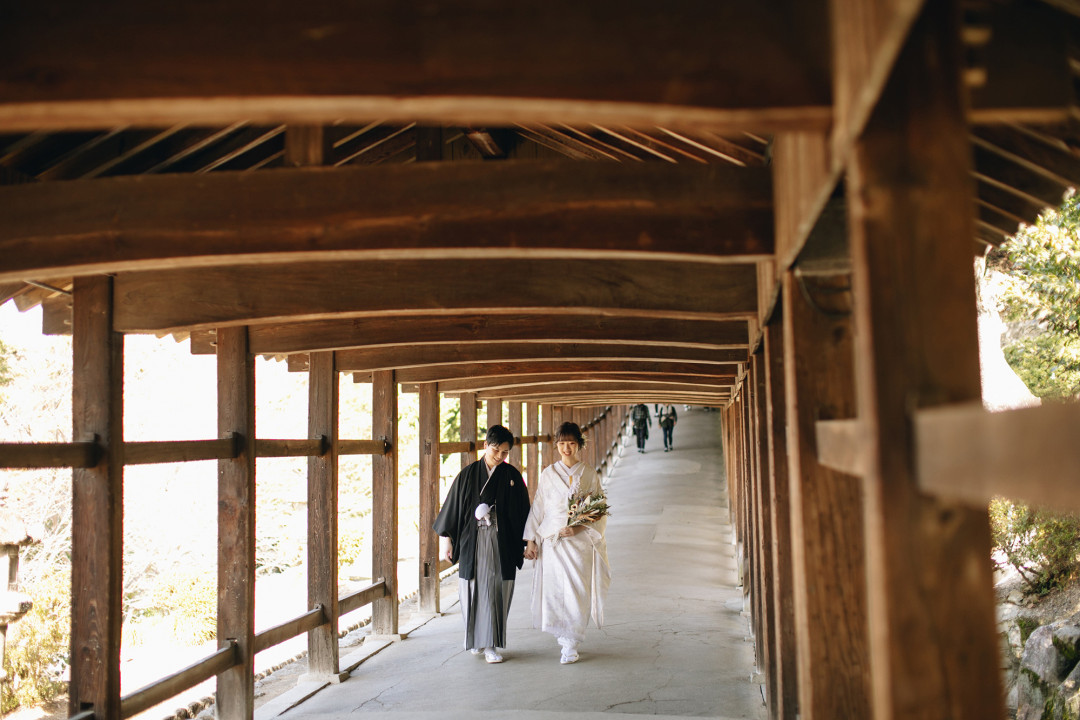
[
  {"xmin": 418, "ymin": 383, "xmax": 440, "ymax": 615},
  {"xmin": 765, "ymin": 314, "xmax": 799, "ymax": 720},
  {"xmin": 216, "ymin": 326, "xmax": 256, "ymax": 720},
  {"xmin": 540, "ymin": 404, "xmax": 554, "ymax": 469},
  {"xmin": 746, "ymin": 364, "xmax": 765, "ymax": 670},
  {"xmin": 371, "ymin": 370, "xmax": 399, "ymax": 636},
  {"xmin": 847, "ymin": 3, "xmax": 1003, "ymax": 717},
  {"xmin": 752, "ymin": 350, "xmax": 778, "ymax": 716},
  {"xmin": 782, "ymin": 270, "xmax": 870, "ymax": 719},
  {"xmin": 307, "ymin": 351, "xmax": 342, "ymax": 678},
  {"xmin": 525, "ymin": 402, "xmax": 539, "ymax": 500},
  {"xmin": 508, "ymin": 401, "xmax": 522, "ymax": 469},
  {"xmin": 486, "ymin": 399, "xmax": 502, "ymax": 430},
  {"xmin": 460, "ymin": 392, "xmax": 477, "ymax": 469},
  {"xmin": 70, "ymin": 276, "xmax": 123, "ymax": 720}
]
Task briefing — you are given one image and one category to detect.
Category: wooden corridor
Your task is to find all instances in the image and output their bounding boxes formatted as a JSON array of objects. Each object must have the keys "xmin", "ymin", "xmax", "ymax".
[{"xmin": 2, "ymin": 2, "xmax": 1080, "ymax": 719}]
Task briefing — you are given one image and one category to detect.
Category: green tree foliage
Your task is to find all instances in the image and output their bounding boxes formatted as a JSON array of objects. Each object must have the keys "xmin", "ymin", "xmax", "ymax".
[
  {"xmin": 997, "ymin": 192, "xmax": 1080, "ymax": 399},
  {"xmin": 990, "ymin": 498, "xmax": 1080, "ymax": 595},
  {"xmin": 0, "ymin": 337, "xmax": 14, "ymax": 386}
]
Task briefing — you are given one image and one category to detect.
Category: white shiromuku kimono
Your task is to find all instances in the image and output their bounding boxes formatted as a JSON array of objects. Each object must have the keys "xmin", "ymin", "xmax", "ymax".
[{"xmin": 523, "ymin": 461, "xmax": 611, "ymax": 643}]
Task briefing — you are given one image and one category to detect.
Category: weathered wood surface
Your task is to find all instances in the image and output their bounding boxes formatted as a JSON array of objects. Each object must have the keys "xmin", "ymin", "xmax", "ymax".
[
  {"xmin": 70, "ymin": 276, "xmax": 124, "ymax": 720},
  {"xmin": 814, "ymin": 420, "xmax": 865, "ymax": 477},
  {"xmin": 216, "ymin": 326, "xmax": 256, "ymax": 720},
  {"xmin": 526, "ymin": 402, "xmax": 539, "ymax": 501},
  {"xmin": 339, "ymin": 581, "xmax": 389, "ymax": 617},
  {"xmin": 486, "ymin": 399, "xmax": 503, "ymax": 429},
  {"xmin": 255, "ymin": 438, "xmax": 325, "ymax": 458},
  {"xmin": 337, "ymin": 439, "xmax": 389, "ymax": 456},
  {"xmin": 124, "ymin": 438, "xmax": 237, "ymax": 465},
  {"xmin": 246, "ymin": 314, "xmax": 750, "ymax": 355},
  {"xmin": 508, "ymin": 401, "xmax": 523, "ymax": 470},
  {"xmin": 254, "ymin": 607, "xmax": 325, "ymax": 655},
  {"xmin": 378, "ymin": 361, "xmax": 739, "ymax": 385},
  {"xmin": 435, "ymin": 373, "xmax": 734, "ymax": 393},
  {"xmin": 418, "ymin": 383, "xmax": 441, "ymax": 614},
  {"xmin": 916, "ymin": 402, "xmax": 1080, "ymax": 512},
  {"xmin": 782, "ymin": 271, "xmax": 871, "ymax": 720},
  {"xmin": 0, "ymin": 1, "xmax": 830, "ymax": 132},
  {"xmin": 119, "ymin": 643, "xmax": 237, "ymax": 720},
  {"xmin": 0, "ymin": 163, "xmax": 772, "ymax": 283},
  {"xmin": 0, "ymin": 441, "xmax": 99, "ymax": 469},
  {"xmin": 113, "ymin": 259, "xmax": 759, "ymax": 332},
  {"xmin": 331, "ymin": 344, "xmax": 747, "ymax": 373},
  {"xmin": 307, "ymin": 351, "xmax": 340, "ymax": 676},
  {"xmin": 772, "ymin": 132, "xmax": 835, "ymax": 271},
  {"xmin": 459, "ymin": 393, "xmax": 478, "ymax": 469},
  {"xmin": 764, "ymin": 316, "xmax": 798, "ymax": 720},
  {"xmin": 475, "ymin": 380, "xmax": 729, "ymax": 399},
  {"xmin": 751, "ymin": 351, "xmax": 776, "ymax": 714},
  {"xmin": 371, "ymin": 370, "xmax": 399, "ymax": 635},
  {"xmin": 847, "ymin": 3, "xmax": 1004, "ymax": 716}
]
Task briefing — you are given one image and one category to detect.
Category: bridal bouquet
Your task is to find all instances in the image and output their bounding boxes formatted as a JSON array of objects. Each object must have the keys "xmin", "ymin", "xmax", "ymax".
[{"xmin": 566, "ymin": 491, "xmax": 610, "ymax": 528}]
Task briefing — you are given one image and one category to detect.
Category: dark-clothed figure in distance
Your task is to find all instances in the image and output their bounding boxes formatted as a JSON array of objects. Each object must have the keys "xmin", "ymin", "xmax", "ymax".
[
  {"xmin": 434, "ymin": 425, "xmax": 531, "ymax": 664},
  {"xmin": 658, "ymin": 404, "xmax": 678, "ymax": 452},
  {"xmin": 631, "ymin": 403, "xmax": 651, "ymax": 454}
]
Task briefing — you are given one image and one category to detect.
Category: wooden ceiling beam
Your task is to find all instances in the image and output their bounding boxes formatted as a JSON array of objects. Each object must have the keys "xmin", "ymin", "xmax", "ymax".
[
  {"xmin": 418, "ymin": 372, "xmax": 735, "ymax": 394},
  {"xmin": 0, "ymin": 1, "xmax": 831, "ymax": 133},
  {"xmin": 386, "ymin": 360, "xmax": 738, "ymax": 384},
  {"xmin": 474, "ymin": 381, "xmax": 729, "ymax": 400},
  {"xmin": 244, "ymin": 315, "xmax": 749, "ymax": 355},
  {"xmin": 0, "ymin": 162, "xmax": 773, "ymax": 282},
  {"xmin": 326, "ymin": 343, "xmax": 747, "ymax": 374}
]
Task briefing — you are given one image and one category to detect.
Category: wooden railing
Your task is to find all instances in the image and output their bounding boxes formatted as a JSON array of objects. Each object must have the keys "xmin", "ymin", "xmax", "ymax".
[{"xmin": 115, "ymin": 580, "xmax": 388, "ymax": 720}]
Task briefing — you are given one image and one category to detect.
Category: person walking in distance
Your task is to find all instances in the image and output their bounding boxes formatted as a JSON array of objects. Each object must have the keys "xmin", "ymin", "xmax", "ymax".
[
  {"xmin": 630, "ymin": 403, "xmax": 651, "ymax": 454},
  {"xmin": 658, "ymin": 403, "xmax": 678, "ymax": 452},
  {"xmin": 433, "ymin": 425, "xmax": 531, "ymax": 663}
]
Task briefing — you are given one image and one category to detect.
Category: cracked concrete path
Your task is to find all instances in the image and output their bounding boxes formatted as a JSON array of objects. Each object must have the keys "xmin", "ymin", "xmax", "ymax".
[{"xmin": 281, "ymin": 408, "xmax": 766, "ymax": 720}]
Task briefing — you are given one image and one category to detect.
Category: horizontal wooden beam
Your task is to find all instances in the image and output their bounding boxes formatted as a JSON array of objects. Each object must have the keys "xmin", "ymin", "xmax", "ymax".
[
  {"xmin": 338, "ymin": 439, "xmax": 391, "ymax": 456},
  {"xmin": 915, "ymin": 402, "xmax": 1080, "ymax": 511},
  {"xmin": 0, "ymin": 441, "xmax": 99, "ymax": 469},
  {"xmin": 431, "ymin": 372, "xmax": 735, "ymax": 394},
  {"xmin": 245, "ymin": 314, "xmax": 750, "ymax": 355},
  {"xmin": 113, "ymin": 260, "xmax": 758, "ymax": 332},
  {"xmin": 339, "ymin": 580, "xmax": 389, "ymax": 616},
  {"xmin": 327, "ymin": 343, "xmax": 748, "ymax": 374},
  {"xmin": 0, "ymin": 163, "xmax": 772, "ymax": 283},
  {"xmin": 386, "ymin": 360, "xmax": 740, "ymax": 384},
  {"xmin": 252, "ymin": 606, "xmax": 326, "ymax": 655},
  {"xmin": 119, "ymin": 642, "xmax": 237, "ymax": 720},
  {"xmin": 255, "ymin": 438, "xmax": 326, "ymax": 458},
  {"xmin": 475, "ymin": 380, "xmax": 730, "ymax": 399},
  {"xmin": 437, "ymin": 441, "xmax": 477, "ymax": 454},
  {"xmin": 0, "ymin": 1, "xmax": 830, "ymax": 132},
  {"xmin": 814, "ymin": 419, "xmax": 865, "ymax": 476},
  {"xmin": 124, "ymin": 437, "xmax": 238, "ymax": 465}
]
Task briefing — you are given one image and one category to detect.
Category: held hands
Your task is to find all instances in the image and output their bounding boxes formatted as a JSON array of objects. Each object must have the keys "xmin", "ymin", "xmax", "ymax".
[
  {"xmin": 524, "ymin": 540, "xmax": 539, "ymax": 560},
  {"xmin": 558, "ymin": 525, "xmax": 583, "ymax": 538}
]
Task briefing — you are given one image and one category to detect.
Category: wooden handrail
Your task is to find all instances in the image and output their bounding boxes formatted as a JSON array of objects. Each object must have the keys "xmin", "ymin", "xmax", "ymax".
[
  {"xmin": 339, "ymin": 580, "xmax": 389, "ymax": 616},
  {"xmin": 125, "ymin": 436, "xmax": 238, "ymax": 465},
  {"xmin": 119, "ymin": 641, "xmax": 238, "ymax": 719},
  {"xmin": 438, "ymin": 440, "xmax": 476, "ymax": 454},
  {"xmin": 338, "ymin": 438, "xmax": 391, "ymax": 455},
  {"xmin": 0, "ymin": 441, "xmax": 98, "ymax": 469},
  {"xmin": 69, "ymin": 711, "xmax": 96, "ymax": 720},
  {"xmin": 255, "ymin": 438, "xmax": 326, "ymax": 458},
  {"xmin": 252, "ymin": 606, "xmax": 326, "ymax": 654}
]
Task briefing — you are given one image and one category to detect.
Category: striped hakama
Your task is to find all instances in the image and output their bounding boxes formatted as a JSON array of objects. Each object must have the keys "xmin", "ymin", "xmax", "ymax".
[{"xmin": 460, "ymin": 517, "xmax": 515, "ymax": 650}]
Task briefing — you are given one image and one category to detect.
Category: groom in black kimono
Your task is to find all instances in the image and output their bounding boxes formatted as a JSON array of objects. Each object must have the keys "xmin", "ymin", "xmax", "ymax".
[{"xmin": 434, "ymin": 424, "xmax": 531, "ymax": 663}]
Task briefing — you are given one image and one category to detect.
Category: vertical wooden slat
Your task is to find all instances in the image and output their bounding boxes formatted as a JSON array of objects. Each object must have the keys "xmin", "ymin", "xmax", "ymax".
[
  {"xmin": 752, "ymin": 350, "xmax": 778, "ymax": 717},
  {"xmin": 764, "ymin": 313, "xmax": 799, "ymax": 720},
  {"xmin": 746, "ymin": 365, "xmax": 765, "ymax": 673},
  {"xmin": 284, "ymin": 125, "xmax": 326, "ymax": 168},
  {"xmin": 306, "ymin": 351, "xmax": 341, "ymax": 677},
  {"xmin": 540, "ymin": 403, "xmax": 554, "ymax": 469},
  {"xmin": 418, "ymin": 382, "xmax": 440, "ymax": 615},
  {"xmin": 486, "ymin": 399, "xmax": 502, "ymax": 430},
  {"xmin": 782, "ymin": 270, "xmax": 870, "ymax": 719},
  {"xmin": 847, "ymin": 3, "xmax": 1003, "ymax": 717},
  {"xmin": 371, "ymin": 370, "xmax": 399, "ymax": 636},
  {"xmin": 459, "ymin": 392, "xmax": 477, "ymax": 469},
  {"xmin": 70, "ymin": 275, "xmax": 123, "ymax": 720},
  {"xmin": 507, "ymin": 401, "xmax": 522, "ymax": 469},
  {"xmin": 216, "ymin": 326, "xmax": 256, "ymax": 720},
  {"xmin": 525, "ymin": 402, "xmax": 539, "ymax": 501}
]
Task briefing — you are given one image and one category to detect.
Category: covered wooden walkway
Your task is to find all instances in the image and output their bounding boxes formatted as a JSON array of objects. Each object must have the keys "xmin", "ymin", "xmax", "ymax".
[{"xmin": 2, "ymin": 2, "xmax": 1080, "ymax": 719}]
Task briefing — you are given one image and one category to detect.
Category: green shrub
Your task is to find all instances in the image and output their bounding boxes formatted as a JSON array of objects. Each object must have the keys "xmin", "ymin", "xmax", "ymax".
[
  {"xmin": 2, "ymin": 569, "xmax": 70, "ymax": 714},
  {"xmin": 990, "ymin": 497, "xmax": 1080, "ymax": 595}
]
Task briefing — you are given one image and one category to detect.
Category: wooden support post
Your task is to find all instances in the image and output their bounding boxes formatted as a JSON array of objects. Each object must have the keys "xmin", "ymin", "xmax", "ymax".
[
  {"xmin": 525, "ymin": 402, "xmax": 539, "ymax": 500},
  {"xmin": 485, "ymin": 399, "xmax": 502, "ymax": 430},
  {"xmin": 782, "ymin": 269, "xmax": 870, "ymax": 719},
  {"xmin": 746, "ymin": 364, "xmax": 765, "ymax": 670},
  {"xmin": 216, "ymin": 326, "xmax": 256, "ymax": 720},
  {"xmin": 306, "ymin": 351, "xmax": 342, "ymax": 679},
  {"xmin": 70, "ymin": 276, "xmax": 123, "ymax": 720},
  {"xmin": 460, "ymin": 392, "xmax": 477, "ymax": 469},
  {"xmin": 418, "ymin": 382, "xmax": 440, "ymax": 615},
  {"xmin": 371, "ymin": 370, "xmax": 399, "ymax": 637},
  {"xmin": 508, "ymin": 401, "xmax": 522, "ymax": 469},
  {"xmin": 764, "ymin": 314, "xmax": 798, "ymax": 720},
  {"xmin": 540, "ymin": 404, "xmax": 554, "ymax": 469},
  {"xmin": 752, "ymin": 350, "xmax": 778, "ymax": 715},
  {"xmin": 847, "ymin": 3, "xmax": 1004, "ymax": 717}
]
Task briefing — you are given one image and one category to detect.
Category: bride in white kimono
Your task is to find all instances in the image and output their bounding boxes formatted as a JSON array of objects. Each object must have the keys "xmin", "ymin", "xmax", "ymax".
[{"xmin": 523, "ymin": 421, "xmax": 611, "ymax": 664}]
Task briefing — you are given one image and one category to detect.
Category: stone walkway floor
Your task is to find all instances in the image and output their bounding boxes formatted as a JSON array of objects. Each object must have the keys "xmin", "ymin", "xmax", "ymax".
[{"xmin": 274, "ymin": 407, "xmax": 766, "ymax": 720}]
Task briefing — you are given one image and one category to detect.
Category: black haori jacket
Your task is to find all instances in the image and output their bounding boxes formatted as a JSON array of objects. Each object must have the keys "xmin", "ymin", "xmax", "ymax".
[{"xmin": 433, "ymin": 459, "xmax": 531, "ymax": 581}]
